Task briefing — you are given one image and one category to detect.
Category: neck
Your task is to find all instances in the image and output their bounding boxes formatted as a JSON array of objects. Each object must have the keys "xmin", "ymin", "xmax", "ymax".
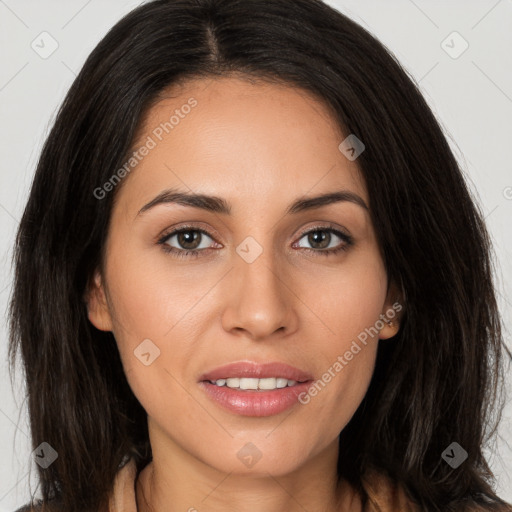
[{"xmin": 135, "ymin": 423, "xmax": 361, "ymax": 512}]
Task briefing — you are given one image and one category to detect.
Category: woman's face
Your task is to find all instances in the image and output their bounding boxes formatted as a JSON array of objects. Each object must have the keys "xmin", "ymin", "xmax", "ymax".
[{"xmin": 87, "ymin": 76, "xmax": 400, "ymax": 477}]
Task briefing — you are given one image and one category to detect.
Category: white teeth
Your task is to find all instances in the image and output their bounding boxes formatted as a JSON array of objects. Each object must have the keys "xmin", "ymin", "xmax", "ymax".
[
  {"xmin": 211, "ymin": 377, "xmax": 302, "ymax": 390},
  {"xmin": 276, "ymin": 378, "xmax": 288, "ymax": 388},
  {"xmin": 239, "ymin": 378, "xmax": 259, "ymax": 390},
  {"xmin": 226, "ymin": 378, "xmax": 240, "ymax": 388},
  {"xmin": 258, "ymin": 378, "xmax": 276, "ymax": 390}
]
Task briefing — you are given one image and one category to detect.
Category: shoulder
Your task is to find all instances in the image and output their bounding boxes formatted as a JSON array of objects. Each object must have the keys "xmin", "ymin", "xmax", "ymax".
[
  {"xmin": 360, "ymin": 465, "xmax": 420, "ymax": 511},
  {"xmin": 12, "ymin": 457, "xmax": 136, "ymax": 512},
  {"xmin": 13, "ymin": 503, "xmax": 106, "ymax": 512},
  {"xmin": 360, "ymin": 466, "xmax": 512, "ymax": 512},
  {"xmin": 14, "ymin": 505, "xmax": 41, "ymax": 512},
  {"xmin": 13, "ymin": 501, "xmax": 63, "ymax": 512},
  {"xmin": 463, "ymin": 503, "xmax": 512, "ymax": 512}
]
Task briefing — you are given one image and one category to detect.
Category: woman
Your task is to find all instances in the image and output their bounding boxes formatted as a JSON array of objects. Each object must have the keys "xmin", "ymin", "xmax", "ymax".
[{"xmin": 8, "ymin": 0, "xmax": 512, "ymax": 511}]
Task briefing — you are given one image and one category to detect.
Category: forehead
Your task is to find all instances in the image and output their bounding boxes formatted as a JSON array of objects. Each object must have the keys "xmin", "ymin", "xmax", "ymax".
[{"xmin": 116, "ymin": 76, "xmax": 367, "ymax": 215}]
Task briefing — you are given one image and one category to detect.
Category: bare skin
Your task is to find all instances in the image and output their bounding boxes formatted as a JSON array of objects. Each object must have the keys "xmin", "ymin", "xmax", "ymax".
[{"xmin": 86, "ymin": 76, "xmax": 401, "ymax": 512}]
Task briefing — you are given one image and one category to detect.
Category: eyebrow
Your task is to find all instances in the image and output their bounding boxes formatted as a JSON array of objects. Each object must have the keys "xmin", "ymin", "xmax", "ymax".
[{"xmin": 136, "ymin": 187, "xmax": 369, "ymax": 217}]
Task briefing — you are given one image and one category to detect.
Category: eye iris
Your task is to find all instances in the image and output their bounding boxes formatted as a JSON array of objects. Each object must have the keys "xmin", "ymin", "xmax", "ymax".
[
  {"xmin": 178, "ymin": 230, "xmax": 201, "ymax": 249},
  {"xmin": 308, "ymin": 230, "xmax": 330, "ymax": 249}
]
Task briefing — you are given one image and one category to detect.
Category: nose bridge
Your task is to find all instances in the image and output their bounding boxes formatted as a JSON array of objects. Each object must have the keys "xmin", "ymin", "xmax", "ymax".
[
  {"xmin": 236, "ymin": 233, "xmax": 285, "ymax": 306},
  {"xmin": 221, "ymin": 233, "xmax": 295, "ymax": 338}
]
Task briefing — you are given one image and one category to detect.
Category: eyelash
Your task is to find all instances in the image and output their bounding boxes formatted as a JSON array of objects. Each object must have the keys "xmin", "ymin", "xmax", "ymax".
[{"xmin": 157, "ymin": 223, "xmax": 353, "ymax": 259}]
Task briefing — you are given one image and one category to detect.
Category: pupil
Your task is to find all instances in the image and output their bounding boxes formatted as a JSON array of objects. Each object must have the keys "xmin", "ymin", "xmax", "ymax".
[
  {"xmin": 309, "ymin": 230, "xmax": 329, "ymax": 249},
  {"xmin": 178, "ymin": 231, "xmax": 200, "ymax": 249}
]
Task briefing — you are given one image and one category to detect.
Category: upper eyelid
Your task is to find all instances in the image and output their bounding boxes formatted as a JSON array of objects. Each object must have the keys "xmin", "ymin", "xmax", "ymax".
[
  {"xmin": 158, "ymin": 223, "xmax": 218, "ymax": 243},
  {"xmin": 295, "ymin": 224, "xmax": 349, "ymax": 238},
  {"xmin": 159, "ymin": 227, "xmax": 216, "ymax": 248}
]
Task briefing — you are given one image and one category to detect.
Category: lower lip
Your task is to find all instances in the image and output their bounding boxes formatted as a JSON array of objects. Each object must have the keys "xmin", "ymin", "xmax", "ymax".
[{"xmin": 199, "ymin": 381, "xmax": 312, "ymax": 417}]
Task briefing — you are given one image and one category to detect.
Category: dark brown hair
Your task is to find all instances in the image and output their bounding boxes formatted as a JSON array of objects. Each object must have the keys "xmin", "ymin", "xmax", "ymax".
[{"xmin": 8, "ymin": 0, "xmax": 512, "ymax": 511}]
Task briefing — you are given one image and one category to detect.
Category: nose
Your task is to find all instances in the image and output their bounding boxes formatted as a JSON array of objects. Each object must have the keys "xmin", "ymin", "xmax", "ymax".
[{"xmin": 220, "ymin": 246, "xmax": 299, "ymax": 341}]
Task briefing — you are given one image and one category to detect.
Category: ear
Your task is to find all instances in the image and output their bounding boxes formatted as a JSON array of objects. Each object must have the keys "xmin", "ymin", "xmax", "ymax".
[
  {"xmin": 378, "ymin": 280, "xmax": 404, "ymax": 340},
  {"xmin": 84, "ymin": 269, "xmax": 114, "ymax": 332}
]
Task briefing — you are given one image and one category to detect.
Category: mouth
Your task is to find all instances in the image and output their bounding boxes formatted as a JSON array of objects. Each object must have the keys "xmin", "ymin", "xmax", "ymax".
[
  {"xmin": 198, "ymin": 361, "xmax": 314, "ymax": 417},
  {"xmin": 205, "ymin": 377, "xmax": 307, "ymax": 390},
  {"xmin": 199, "ymin": 360, "xmax": 313, "ymax": 383}
]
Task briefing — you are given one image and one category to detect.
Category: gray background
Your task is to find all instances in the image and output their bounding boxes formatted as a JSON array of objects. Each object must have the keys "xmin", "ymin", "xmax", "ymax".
[{"xmin": 0, "ymin": 0, "xmax": 511, "ymax": 509}]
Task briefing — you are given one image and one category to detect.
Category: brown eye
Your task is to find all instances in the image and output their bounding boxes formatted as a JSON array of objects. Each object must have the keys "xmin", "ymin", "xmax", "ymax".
[
  {"xmin": 295, "ymin": 227, "xmax": 353, "ymax": 255},
  {"xmin": 157, "ymin": 226, "xmax": 219, "ymax": 259}
]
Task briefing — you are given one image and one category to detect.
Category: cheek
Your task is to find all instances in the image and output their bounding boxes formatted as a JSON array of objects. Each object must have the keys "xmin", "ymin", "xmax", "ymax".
[
  {"xmin": 303, "ymin": 251, "xmax": 388, "ymax": 343},
  {"xmin": 104, "ymin": 241, "xmax": 215, "ymax": 345},
  {"xmin": 295, "ymin": 330, "xmax": 379, "ymax": 449},
  {"xmin": 293, "ymin": 254, "xmax": 386, "ymax": 433},
  {"xmin": 102, "ymin": 245, "xmax": 217, "ymax": 415}
]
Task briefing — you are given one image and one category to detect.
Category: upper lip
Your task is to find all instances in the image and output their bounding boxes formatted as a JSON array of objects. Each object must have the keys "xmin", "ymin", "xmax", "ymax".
[{"xmin": 199, "ymin": 361, "xmax": 314, "ymax": 382}]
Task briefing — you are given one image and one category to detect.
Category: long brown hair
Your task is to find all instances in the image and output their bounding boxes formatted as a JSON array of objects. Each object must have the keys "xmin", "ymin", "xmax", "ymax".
[{"xmin": 8, "ymin": 0, "xmax": 511, "ymax": 510}]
